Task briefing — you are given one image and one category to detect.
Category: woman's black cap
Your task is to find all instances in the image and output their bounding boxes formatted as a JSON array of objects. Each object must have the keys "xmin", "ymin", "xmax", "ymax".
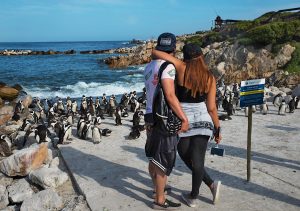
[{"xmin": 183, "ymin": 43, "xmax": 203, "ymax": 60}]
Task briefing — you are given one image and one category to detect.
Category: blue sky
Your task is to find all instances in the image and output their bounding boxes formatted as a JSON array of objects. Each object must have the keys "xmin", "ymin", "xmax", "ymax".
[{"xmin": 0, "ymin": 0, "xmax": 299, "ymax": 42}]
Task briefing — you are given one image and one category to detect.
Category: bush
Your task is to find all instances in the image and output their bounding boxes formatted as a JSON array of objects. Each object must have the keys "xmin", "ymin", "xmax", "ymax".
[
  {"xmin": 284, "ymin": 42, "xmax": 300, "ymax": 73},
  {"xmin": 184, "ymin": 35, "xmax": 203, "ymax": 47}
]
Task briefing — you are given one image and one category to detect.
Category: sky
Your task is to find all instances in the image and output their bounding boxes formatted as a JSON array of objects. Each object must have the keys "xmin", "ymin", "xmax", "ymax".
[{"xmin": 0, "ymin": 0, "xmax": 299, "ymax": 42}]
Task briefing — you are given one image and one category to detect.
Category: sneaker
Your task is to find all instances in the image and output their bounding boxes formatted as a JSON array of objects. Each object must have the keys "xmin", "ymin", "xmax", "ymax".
[
  {"xmin": 211, "ymin": 181, "xmax": 221, "ymax": 204},
  {"xmin": 152, "ymin": 199, "xmax": 181, "ymax": 210},
  {"xmin": 181, "ymin": 193, "xmax": 196, "ymax": 208},
  {"xmin": 152, "ymin": 187, "xmax": 172, "ymax": 199}
]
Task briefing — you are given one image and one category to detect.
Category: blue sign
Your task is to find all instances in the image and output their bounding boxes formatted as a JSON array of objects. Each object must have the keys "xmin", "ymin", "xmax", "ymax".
[{"xmin": 240, "ymin": 78, "xmax": 265, "ymax": 107}]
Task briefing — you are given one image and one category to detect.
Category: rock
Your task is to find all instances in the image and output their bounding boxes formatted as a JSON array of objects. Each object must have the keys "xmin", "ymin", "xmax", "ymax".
[
  {"xmin": 0, "ymin": 114, "xmax": 13, "ymax": 127},
  {"xmin": 0, "ymin": 82, "xmax": 6, "ymax": 88},
  {"xmin": 274, "ymin": 44, "xmax": 296, "ymax": 67},
  {"xmin": 0, "ymin": 87, "xmax": 19, "ymax": 101},
  {"xmin": 1, "ymin": 205, "xmax": 18, "ymax": 211},
  {"xmin": 0, "ymin": 172, "xmax": 13, "ymax": 188},
  {"xmin": 0, "ymin": 97, "xmax": 3, "ymax": 107},
  {"xmin": 44, "ymin": 149, "xmax": 59, "ymax": 165},
  {"xmin": 20, "ymin": 189, "xmax": 63, "ymax": 211},
  {"xmin": 0, "ymin": 106, "xmax": 13, "ymax": 116},
  {"xmin": 29, "ymin": 166, "xmax": 69, "ymax": 189},
  {"xmin": 216, "ymin": 62, "xmax": 226, "ymax": 76},
  {"xmin": 49, "ymin": 157, "xmax": 60, "ymax": 168},
  {"xmin": 0, "ymin": 143, "xmax": 48, "ymax": 177},
  {"xmin": 61, "ymin": 195, "xmax": 88, "ymax": 211},
  {"xmin": 279, "ymin": 87, "xmax": 292, "ymax": 94},
  {"xmin": 292, "ymin": 84, "xmax": 300, "ymax": 96},
  {"xmin": 7, "ymin": 178, "xmax": 34, "ymax": 203},
  {"xmin": 11, "ymin": 131, "xmax": 26, "ymax": 150},
  {"xmin": 0, "ymin": 184, "xmax": 9, "ymax": 209},
  {"xmin": 0, "ymin": 125, "xmax": 20, "ymax": 136}
]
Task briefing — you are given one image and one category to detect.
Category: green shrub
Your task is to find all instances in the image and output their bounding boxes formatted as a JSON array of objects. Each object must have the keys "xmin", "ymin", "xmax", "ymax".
[
  {"xmin": 284, "ymin": 42, "xmax": 300, "ymax": 73},
  {"xmin": 185, "ymin": 35, "xmax": 203, "ymax": 47}
]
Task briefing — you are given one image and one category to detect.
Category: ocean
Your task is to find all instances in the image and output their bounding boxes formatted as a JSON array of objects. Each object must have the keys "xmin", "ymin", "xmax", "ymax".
[{"xmin": 0, "ymin": 41, "xmax": 145, "ymax": 101}]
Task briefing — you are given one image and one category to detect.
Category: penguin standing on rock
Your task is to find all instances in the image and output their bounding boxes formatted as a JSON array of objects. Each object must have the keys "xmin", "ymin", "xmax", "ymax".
[
  {"xmin": 0, "ymin": 135, "xmax": 12, "ymax": 156},
  {"xmin": 278, "ymin": 100, "xmax": 287, "ymax": 115}
]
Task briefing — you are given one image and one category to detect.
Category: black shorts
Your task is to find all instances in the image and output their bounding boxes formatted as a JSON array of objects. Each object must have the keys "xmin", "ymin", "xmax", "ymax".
[{"xmin": 145, "ymin": 124, "xmax": 178, "ymax": 176}]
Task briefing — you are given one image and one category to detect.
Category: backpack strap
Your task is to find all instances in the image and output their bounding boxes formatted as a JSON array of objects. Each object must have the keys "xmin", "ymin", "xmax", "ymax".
[{"xmin": 157, "ymin": 61, "xmax": 178, "ymax": 94}]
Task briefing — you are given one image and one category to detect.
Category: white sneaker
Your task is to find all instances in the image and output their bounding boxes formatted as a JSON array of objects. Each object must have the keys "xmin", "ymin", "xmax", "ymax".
[
  {"xmin": 211, "ymin": 181, "xmax": 221, "ymax": 204},
  {"xmin": 181, "ymin": 193, "xmax": 196, "ymax": 208}
]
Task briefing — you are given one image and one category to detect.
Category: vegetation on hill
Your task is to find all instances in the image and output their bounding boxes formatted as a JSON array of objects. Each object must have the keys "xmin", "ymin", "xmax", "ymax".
[{"xmin": 184, "ymin": 11, "xmax": 300, "ymax": 73}]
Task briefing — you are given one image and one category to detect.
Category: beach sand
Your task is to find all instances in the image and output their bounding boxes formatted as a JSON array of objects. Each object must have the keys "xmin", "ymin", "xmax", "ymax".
[{"xmin": 59, "ymin": 103, "xmax": 300, "ymax": 211}]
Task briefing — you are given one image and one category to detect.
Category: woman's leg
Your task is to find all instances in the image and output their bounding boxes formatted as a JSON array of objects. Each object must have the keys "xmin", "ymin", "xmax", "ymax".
[
  {"xmin": 190, "ymin": 135, "xmax": 210, "ymax": 198},
  {"xmin": 177, "ymin": 137, "xmax": 192, "ymax": 170}
]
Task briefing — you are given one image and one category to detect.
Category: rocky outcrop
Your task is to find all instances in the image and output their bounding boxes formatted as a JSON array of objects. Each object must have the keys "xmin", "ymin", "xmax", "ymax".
[
  {"xmin": 0, "ymin": 49, "xmax": 76, "ymax": 56},
  {"xmin": 0, "ymin": 144, "xmax": 48, "ymax": 177},
  {"xmin": 7, "ymin": 178, "xmax": 34, "ymax": 203},
  {"xmin": 20, "ymin": 189, "xmax": 63, "ymax": 211},
  {"xmin": 0, "ymin": 185, "xmax": 9, "ymax": 209},
  {"xmin": 29, "ymin": 166, "xmax": 69, "ymax": 189},
  {"xmin": 0, "ymin": 87, "xmax": 19, "ymax": 101}
]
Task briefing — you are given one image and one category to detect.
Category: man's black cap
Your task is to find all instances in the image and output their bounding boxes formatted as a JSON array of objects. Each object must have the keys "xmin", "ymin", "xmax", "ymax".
[{"xmin": 155, "ymin": 32, "xmax": 176, "ymax": 52}]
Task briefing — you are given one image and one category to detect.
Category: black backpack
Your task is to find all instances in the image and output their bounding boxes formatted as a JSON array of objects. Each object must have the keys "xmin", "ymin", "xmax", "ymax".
[{"xmin": 152, "ymin": 62, "xmax": 182, "ymax": 135}]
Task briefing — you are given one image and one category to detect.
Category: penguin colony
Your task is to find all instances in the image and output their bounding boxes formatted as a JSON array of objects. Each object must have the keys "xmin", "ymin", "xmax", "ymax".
[
  {"xmin": 0, "ymin": 89, "xmax": 147, "ymax": 155},
  {"xmin": 216, "ymin": 82, "xmax": 299, "ymax": 120}
]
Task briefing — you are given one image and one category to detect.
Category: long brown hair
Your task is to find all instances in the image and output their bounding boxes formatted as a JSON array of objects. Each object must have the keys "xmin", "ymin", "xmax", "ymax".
[{"xmin": 183, "ymin": 55, "xmax": 214, "ymax": 97}]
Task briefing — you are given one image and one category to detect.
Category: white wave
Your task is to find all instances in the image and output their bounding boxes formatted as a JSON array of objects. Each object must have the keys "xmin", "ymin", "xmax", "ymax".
[{"xmin": 24, "ymin": 81, "xmax": 145, "ymax": 99}]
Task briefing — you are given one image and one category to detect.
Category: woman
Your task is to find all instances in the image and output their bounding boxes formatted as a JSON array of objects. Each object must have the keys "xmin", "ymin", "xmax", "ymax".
[{"xmin": 152, "ymin": 43, "xmax": 222, "ymax": 208}]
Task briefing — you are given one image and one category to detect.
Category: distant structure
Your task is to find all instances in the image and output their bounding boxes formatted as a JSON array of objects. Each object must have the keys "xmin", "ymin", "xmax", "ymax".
[{"xmin": 214, "ymin": 16, "xmax": 243, "ymax": 30}]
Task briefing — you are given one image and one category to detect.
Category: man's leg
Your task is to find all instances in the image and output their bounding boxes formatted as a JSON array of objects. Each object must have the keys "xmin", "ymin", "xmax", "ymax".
[{"xmin": 153, "ymin": 164, "xmax": 167, "ymax": 204}]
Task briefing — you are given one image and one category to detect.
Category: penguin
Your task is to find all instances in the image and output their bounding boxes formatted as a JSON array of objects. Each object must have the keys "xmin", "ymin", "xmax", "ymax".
[
  {"xmin": 88, "ymin": 96, "xmax": 95, "ymax": 116},
  {"xmin": 35, "ymin": 124, "xmax": 49, "ymax": 143},
  {"xmin": 66, "ymin": 97, "xmax": 72, "ymax": 111},
  {"xmin": 288, "ymin": 96, "xmax": 296, "ymax": 113},
  {"xmin": 132, "ymin": 110, "xmax": 142, "ymax": 127},
  {"xmin": 121, "ymin": 107, "xmax": 129, "ymax": 118},
  {"xmin": 82, "ymin": 121, "xmax": 93, "ymax": 140},
  {"xmin": 14, "ymin": 100, "xmax": 24, "ymax": 114},
  {"xmin": 71, "ymin": 100, "xmax": 78, "ymax": 114},
  {"xmin": 115, "ymin": 107, "xmax": 122, "ymax": 126},
  {"xmin": 296, "ymin": 97, "xmax": 299, "ymax": 109},
  {"xmin": 58, "ymin": 123, "xmax": 72, "ymax": 144},
  {"xmin": 87, "ymin": 112, "xmax": 92, "ymax": 122},
  {"xmin": 260, "ymin": 100, "xmax": 269, "ymax": 115},
  {"xmin": 77, "ymin": 118, "xmax": 86, "ymax": 138},
  {"xmin": 251, "ymin": 105, "xmax": 256, "ymax": 113},
  {"xmin": 101, "ymin": 128, "xmax": 112, "ymax": 137},
  {"xmin": 0, "ymin": 135, "xmax": 12, "ymax": 157},
  {"xmin": 56, "ymin": 98, "xmax": 65, "ymax": 114},
  {"xmin": 108, "ymin": 95, "xmax": 116, "ymax": 117},
  {"xmin": 128, "ymin": 127, "xmax": 140, "ymax": 140},
  {"xmin": 66, "ymin": 110, "xmax": 74, "ymax": 125},
  {"xmin": 278, "ymin": 100, "xmax": 287, "ymax": 115},
  {"xmin": 120, "ymin": 93, "xmax": 129, "ymax": 107},
  {"xmin": 273, "ymin": 93, "xmax": 282, "ymax": 107},
  {"xmin": 94, "ymin": 116, "xmax": 102, "ymax": 126},
  {"xmin": 47, "ymin": 107, "xmax": 56, "ymax": 125},
  {"xmin": 23, "ymin": 129, "xmax": 38, "ymax": 147},
  {"xmin": 92, "ymin": 126, "xmax": 101, "ymax": 144},
  {"xmin": 80, "ymin": 99, "xmax": 88, "ymax": 115}
]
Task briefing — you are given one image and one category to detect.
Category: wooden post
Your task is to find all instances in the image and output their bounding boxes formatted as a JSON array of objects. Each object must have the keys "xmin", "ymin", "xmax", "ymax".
[{"xmin": 247, "ymin": 106, "xmax": 253, "ymax": 181}]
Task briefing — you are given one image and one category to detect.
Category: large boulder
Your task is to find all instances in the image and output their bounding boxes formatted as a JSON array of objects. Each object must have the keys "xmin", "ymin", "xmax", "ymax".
[
  {"xmin": 0, "ymin": 144, "xmax": 48, "ymax": 177},
  {"xmin": 0, "ymin": 106, "xmax": 13, "ymax": 116},
  {"xmin": 20, "ymin": 189, "xmax": 63, "ymax": 211},
  {"xmin": 7, "ymin": 178, "xmax": 34, "ymax": 203},
  {"xmin": 29, "ymin": 166, "xmax": 69, "ymax": 189},
  {"xmin": 0, "ymin": 87, "xmax": 19, "ymax": 101},
  {"xmin": 0, "ymin": 184, "xmax": 9, "ymax": 209}
]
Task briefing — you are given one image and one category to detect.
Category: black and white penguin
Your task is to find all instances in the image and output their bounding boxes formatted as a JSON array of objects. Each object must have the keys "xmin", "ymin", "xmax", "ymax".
[
  {"xmin": 0, "ymin": 135, "xmax": 12, "ymax": 157},
  {"xmin": 88, "ymin": 96, "xmax": 95, "ymax": 116},
  {"xmin": 82, "ymin": 121, "xmax": 93, "ymax": 140},
  {"xmin": 21, "ymin": 119, "xmax": 32, "ymax": 131},
  {"xmin": 92, "ymin": 126, "xmax": 101, "ymax": 144},
  {"xmin": 71, "ymin": 100, "xmax": 78, "ymax": 114},
  {"xmin": 115, "ymin": 107, "xmax": 122, "ymax": 126},
  {"xmin": 278, "ymin": 100, "xmax": 287, "ymax": 115},
  {"xmin": 260, "ymin": 100, "xmax": 269, "ymax": 115},
  {"xmin": 121, "ymin": 106, "xmax": 129, "ymax": 118},
  {"xmin": 94, "ymin": 116, "xmax": 102, "ymax": 126},
  {"xmin": 288, "ymin": 96, "xmax": 297, "ymax": 113},
  {"xmin": 273, "ymin": 93, "xmax": 282, "ymax": 107},
  {"xmin": 128, "ymin": 127, "xmax": 140, "ymax": 140},
  {"xmin": 77, "ymin": 117, "xmax": 86, "ymax": 138},
  {"xmin": 66, "ymin": 97, "xmax": 72, "ymax": 111},
  {"xmin": 58, "ymin": 123, "xmax": 72, "ymax": 144},
  {"xmin": 295, "ymin": 97, "xmax": 299, "ymax": 109},
  {"xmin": 34, "ymin": 124, "xmax": 49, "ymax": 143},
  {"xmin": 14, "ymin": 100, "xmax": 24, "ymax": 114},
  {"xmin": 56, "ymin": 98, "xmax": 65, "ymax": 114},
  {"xmin": 80, "ymin": 99, "xmax": 88, "ymax": 115},
  {"xmin": 132, "ymin": 110, "xmax": 142, "ymax": 127},
  {"xmin": 101, "ymin": 128, "xmax": 112, "ymax": 137},
  {"xmin": 47, "ymin": 107, "xmax": 56, "ymax": 125}
]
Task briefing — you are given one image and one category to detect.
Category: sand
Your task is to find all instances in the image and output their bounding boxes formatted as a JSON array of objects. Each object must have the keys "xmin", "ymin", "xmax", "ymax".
[{"xmin": 59, "ymin": 103, "xmax": 300, "ymax": 211}]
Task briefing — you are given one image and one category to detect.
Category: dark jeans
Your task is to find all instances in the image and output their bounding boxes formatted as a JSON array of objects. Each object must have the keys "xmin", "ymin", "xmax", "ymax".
[{"xmin": 178, "ymin": 135, "xmax": 214, "ymax": 198}]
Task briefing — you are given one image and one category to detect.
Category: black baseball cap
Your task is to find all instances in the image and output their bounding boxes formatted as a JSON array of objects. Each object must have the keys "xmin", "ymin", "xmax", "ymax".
[
  {"xmin": 183, "ymin": 43, "xmax": 203, "ymax": 60},
  {"xmin": 155, "ymin": 32, "xmax": 176, "ymax": 52}
]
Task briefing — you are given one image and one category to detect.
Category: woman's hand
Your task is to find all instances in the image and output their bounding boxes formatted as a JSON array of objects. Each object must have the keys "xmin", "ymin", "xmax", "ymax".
[
  {"xmin": 214, "ymin": 134, "xmax": 222, "ymax": 144},
  {"xmin": 179, "ymin": 119, "xmax": 189, "ymax": 133}
]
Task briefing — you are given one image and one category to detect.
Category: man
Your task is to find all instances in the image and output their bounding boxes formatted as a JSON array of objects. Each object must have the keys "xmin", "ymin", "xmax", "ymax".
[{"xmin": 144, "ymin": 32, "xmax": 189, "ymax": 209}]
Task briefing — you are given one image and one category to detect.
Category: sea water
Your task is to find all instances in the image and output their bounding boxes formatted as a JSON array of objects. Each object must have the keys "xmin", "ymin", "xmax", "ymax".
[{"xmin": 0, "ymin": 41, "xmax": 145, "ymax": 100}]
